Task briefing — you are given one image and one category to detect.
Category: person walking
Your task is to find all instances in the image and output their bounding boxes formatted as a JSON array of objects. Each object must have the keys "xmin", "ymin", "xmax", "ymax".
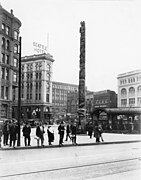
[
  {"xmin": 98, "ymin": 124, "xmax": 104, "ymax": 142},
  {"xmin": 94, "ymin": 122, "xmax": 100, "ymax": 143},
  {"xmin": 3, "ymin": 120, "xmax": 9, "ymax": 145},
  {"xmin": 88, "ymin": 122, "xmax": 93, "ymax": 139},
  {"xmin": 36, "ymin": 122, "xmax": 45, "ymax": 147},
  {"xmin": 70, "ymin": 122, "xmax": 77, "ymax": 145},
  {"xmin": 9, "ymin": 120, "xmax": 18, "ymax": 148},
  {"xmin": 65, "ymin": 122, "xmax": 71, "ymax": 141},
  {"xmin": 58, "ymin": 121, "xmax": 65, "ymax": 146},
  {"xmin": 22, "ymin": 122, "xmax": 31, "ymax": 146},
  {"xmin": 47, "ymin": 126, "xmax": 54, "ymax": 145}
]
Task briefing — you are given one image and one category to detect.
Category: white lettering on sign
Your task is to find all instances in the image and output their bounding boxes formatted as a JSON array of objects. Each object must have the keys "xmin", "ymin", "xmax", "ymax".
[{"xmin": 33, "ymin": 42, "xmax": 47, "ymax": 54}]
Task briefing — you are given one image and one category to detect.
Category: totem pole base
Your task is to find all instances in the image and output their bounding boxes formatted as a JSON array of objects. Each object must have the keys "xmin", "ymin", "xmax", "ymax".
[{"xmin": 78, "ymin": 116, "xmax": 86, "ymax": 134}]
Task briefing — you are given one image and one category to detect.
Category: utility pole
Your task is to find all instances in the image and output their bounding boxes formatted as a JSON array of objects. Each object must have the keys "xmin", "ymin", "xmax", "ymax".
[
  {"xmin": 78, "ymin": 21, "xmax": 86, "ymax": 133},
  {"xmin": 17, "ymin": 36, "xmax": 21, "ymax": 146}
]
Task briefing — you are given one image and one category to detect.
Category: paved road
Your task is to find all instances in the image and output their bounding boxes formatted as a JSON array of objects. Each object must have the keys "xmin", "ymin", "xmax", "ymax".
[{"xmin": 0, "ymin": 142, "xmax": 141, "ymax": 179}]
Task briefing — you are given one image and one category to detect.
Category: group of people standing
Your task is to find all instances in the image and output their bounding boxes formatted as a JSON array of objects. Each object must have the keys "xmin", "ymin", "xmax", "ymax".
[
  {"xmin": 58, "ymin": 121, "xmax": 77, "ymax": 146},
  {"xmin": 87, "ymin": 122, "xmax": 104, "ymax": 143},
  {"xmin": 0, "ymin": 120, "xmax": 104, "ymax": 148},
  {"xmin": 1, "ymin": 120, "xmax": 18, "ymax": 148}
]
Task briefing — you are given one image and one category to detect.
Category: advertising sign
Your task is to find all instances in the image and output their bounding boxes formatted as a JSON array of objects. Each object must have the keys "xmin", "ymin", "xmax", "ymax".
[{"xmin": 33, "ymin": 42, "xmax": 47, "ymax": 54}]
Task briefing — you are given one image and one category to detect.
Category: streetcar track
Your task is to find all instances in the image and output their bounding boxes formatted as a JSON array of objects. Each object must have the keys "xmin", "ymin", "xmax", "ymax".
[{"xmin": 0, "ymin": 157, "xmax": 140, "ymax": 178}]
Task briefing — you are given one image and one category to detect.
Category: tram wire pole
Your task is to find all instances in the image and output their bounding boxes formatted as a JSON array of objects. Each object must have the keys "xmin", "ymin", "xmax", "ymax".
[{"xmin": 17, "ymin": 36, "xmax": 22, "ymax": 146}]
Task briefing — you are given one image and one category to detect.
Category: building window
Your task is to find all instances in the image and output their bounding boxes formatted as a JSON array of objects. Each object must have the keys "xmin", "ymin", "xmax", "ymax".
[
  {"xmin": 121, "ymin": 99, "xmax": 127, "ymax": 106},
  {"xmin": 129, "ymin": 87, "xmax": 135, "ymax": 97},
  {"xmin": 39, "ymin": 72, "xmax": 42, "ymax": 80},
  {"xmin": 46, "ymin": 94, "xmax": 49, "ymax": 102},
  {"xmin": 5, "ymin": 87, "xmax": 9, "ymax": 99},
  {"xmin": 2, "ymin": 53, "xmax": 5, "ymax": 63},
  {"xmin": 137, "ymin": 86, "xmax": 141, "ymax": 95},
  {"xmin": 14, "ymin": 31, "xmax": 18, "ymax": 40},
  {"xmin": 22, "ymin": 65, "xmax": 25, "ymax": 71},
  {"xmin": 13, "ymin": 58, "xmax": 18, "ymax": 67},
  {"xmin": 2, "ymin": 68, "xmax": 5, "ymax": 79},
  {"xmin": 5, "ymin": 69, "xmax": 9, "ymax": 80},
  {"xmin": 6, "ymin": 26, "xmax": 10, "ymax": 35},
  {"xmin": 13, "ymin": 72, "xmax": 17, "ymax": 82},
  {"xmin": 14, "ymin": 44, "xmax": 18, "ymax": 54},
  {"xmin": 121, "ymin": 88, "xmax": 127, "ymax": 98},
  {"xmin": 6, "ymin": 55, "xmax": 9, "ymax": 64},
  {"xmin": 39, "ymin": 94, "xmax": 41, "ymax": 100},
  {"xmin": 46, "ymin": 64, "xmax": 50, "ymax": 71},
  {"xmin": 1, "ymin": 86, "xmax": 4, "ymax": 99},
  {"xmin": 2, "ymin": 37, "xmax": 5, "ymax": 49},
  {"xmin": 129, "ymin": 98, "xmax": 135, "ymax": 106},
  {"xmin": 2, "ymin": 23, "xmax": 5, "ymax": 32},
  {"xmin": 6, "ymin": 40, "xmax": 10, "ymax": 51},
  {"xmin": 137, "ymin": 97, "xmax": 141, "ymax": 105}
]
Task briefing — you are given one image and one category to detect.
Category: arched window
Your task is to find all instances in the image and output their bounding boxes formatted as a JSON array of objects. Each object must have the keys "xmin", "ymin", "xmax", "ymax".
[
  {"xmin": 121, "ymin": 88, "xmax": 127, "ymax": 97},
  {"xmin": 137, "ymin": 86, "xmax": 141, "ymax": 95},
  {"xmin": 129, "ymin": 87, "xmax": 135, "ymax": 97}
]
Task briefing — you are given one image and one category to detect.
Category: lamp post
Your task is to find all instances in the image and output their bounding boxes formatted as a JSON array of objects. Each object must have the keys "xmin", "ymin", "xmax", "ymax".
[{"xmin": 17, "ymin": 36, "xmax": 22, "ymax": 146}]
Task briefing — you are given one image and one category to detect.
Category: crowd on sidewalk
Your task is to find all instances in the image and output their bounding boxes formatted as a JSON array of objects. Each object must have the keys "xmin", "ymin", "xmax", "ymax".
[{"xmin": 0, "ymin": 119, "xmax": 104, "ymax": 149}]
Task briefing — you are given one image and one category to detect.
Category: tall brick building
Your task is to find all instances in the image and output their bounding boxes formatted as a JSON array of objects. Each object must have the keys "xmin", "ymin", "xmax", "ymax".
[{"xmin": 0, "ymin": 5, "xmax": 21, "ymax": 118}]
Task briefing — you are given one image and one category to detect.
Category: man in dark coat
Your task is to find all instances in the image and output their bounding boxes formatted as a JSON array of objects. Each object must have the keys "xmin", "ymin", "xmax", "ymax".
[
  {"xmin": 3, "ymin": 121, "xmax": 9, "ymax": 145},
  {"xmin": 88, "ymin": 122, "xmax": 93, "ymax": 139},
  {"xmin": 58, "ymin": 121, "xmax": 65, "ymax": 146},
  {"xmin": 36, "ymin": 122, "xmax": 45, "ymax": 147},
  {"xmin": 70, "ymin": 122, "xmax": 77, "ymax": 145},
  {"xmin": 9, "ymin": 121, "xmax": 18, "ymax": 148},
  {"xmin": 22, "ymin": 122, "xmax": 31, "ymax": 146},
  {"xmin": 94, "ymin": 123, "xmax": 100, "ymax": 143},
  {"xmin": 65, "ymin": 122, "xmax": 71, "ymax": 141}
]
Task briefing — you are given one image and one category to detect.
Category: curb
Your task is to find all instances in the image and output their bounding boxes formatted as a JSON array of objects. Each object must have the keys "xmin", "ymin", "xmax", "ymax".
[{"xmin": 1, "ymin": 140, "xmax": 141, "ymax": 151}]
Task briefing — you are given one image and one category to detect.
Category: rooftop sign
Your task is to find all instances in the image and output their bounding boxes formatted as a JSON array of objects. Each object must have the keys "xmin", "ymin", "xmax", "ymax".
[{"xmin": 33, "ymin": 42, "xmax": 47, "ymax": 54}]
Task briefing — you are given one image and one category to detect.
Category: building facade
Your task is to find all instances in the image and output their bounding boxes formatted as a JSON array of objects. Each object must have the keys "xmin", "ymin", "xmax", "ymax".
[
  {"xmin": 93, "ymin": 90, "xmax": 117, "ymax": 109},
  {"xmin": 0, "ymin": 5, "xmax": 21, "ymax": 118},
  {"xmin": 52, "ymin": 81, "xmax": 78, "ymax": 120},
  {"xmin": 12, "ymin": 53, "xmax": 54, "ymax": 123},
  {"xmin": 117, "ymin": 70, "xmax": 141, "ymax": 107}
]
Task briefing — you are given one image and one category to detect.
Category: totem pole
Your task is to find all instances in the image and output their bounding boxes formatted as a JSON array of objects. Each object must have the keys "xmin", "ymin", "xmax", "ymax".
[{"xmin": 78, "ymin": 21, "xmax": 86, "ymax": 133}]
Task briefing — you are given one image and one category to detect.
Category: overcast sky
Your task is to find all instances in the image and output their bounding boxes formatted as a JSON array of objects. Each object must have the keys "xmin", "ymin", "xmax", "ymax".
[{"xmin": 1, "ymin": 0, "xmax": 141, "ymax": 93}]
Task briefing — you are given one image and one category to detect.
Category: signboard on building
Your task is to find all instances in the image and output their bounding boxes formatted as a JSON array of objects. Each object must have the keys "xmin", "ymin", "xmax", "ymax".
[{"xmin": 33, "ymin": 42, "xmax": 47, "ymax": 54}]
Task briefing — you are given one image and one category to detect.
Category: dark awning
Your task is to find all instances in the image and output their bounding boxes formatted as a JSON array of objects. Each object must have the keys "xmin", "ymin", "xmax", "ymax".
[{"xmin": 105, "ymin": 107, "xmax": 141, "ymax": 115}]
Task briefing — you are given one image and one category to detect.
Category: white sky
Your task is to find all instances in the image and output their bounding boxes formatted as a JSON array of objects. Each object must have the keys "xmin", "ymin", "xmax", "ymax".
[{"xmin": 1, "ymin": 0, "xmax": 141, "ymax": 93}]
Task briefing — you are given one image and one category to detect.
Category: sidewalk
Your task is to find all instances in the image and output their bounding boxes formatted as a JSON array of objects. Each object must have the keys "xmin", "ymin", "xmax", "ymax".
[{"xmin": 1, "ymin": 125, "xmax": 141, "ymax": 150}]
